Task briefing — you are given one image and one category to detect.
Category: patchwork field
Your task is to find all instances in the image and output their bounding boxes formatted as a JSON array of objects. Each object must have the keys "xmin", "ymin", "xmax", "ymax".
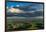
[{"xmin": 6, "ymin": 17, "xmax": 44, "ymax": 31}]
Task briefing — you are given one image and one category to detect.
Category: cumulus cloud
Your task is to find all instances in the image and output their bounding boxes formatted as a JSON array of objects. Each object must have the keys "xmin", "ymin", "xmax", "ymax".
[
  {"xmin": 8, "ymin": 7, "xmax": 43, "ymax": 14},
  {"xmin": 8, "ymin": 7, "xmax": 25, "ymax": 13}
]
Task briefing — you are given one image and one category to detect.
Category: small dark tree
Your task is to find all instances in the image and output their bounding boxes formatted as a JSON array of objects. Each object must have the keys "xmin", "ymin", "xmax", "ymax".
[
  {"xmin": 14, "ymin": 23, "xmax": 32, "ymax": 30},
  {"xmin": 35, "ymin": 23, "xmax": 44, "ymax": 29},
  {"xmin": 8, "ymin": 24, "xmax": 14, "ymax": 30}
]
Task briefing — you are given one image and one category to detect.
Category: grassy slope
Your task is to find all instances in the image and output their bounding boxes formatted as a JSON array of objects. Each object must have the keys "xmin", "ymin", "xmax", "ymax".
[{"xmin": 7, "ymin": 18, "xmax": 44, "ymax": 30}]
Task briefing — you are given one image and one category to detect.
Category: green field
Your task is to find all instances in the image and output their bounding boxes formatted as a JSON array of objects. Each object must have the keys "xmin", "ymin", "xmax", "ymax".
[{"xmin": 6, "ymin": 18, "xmax": 44, "ymax": 31}]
